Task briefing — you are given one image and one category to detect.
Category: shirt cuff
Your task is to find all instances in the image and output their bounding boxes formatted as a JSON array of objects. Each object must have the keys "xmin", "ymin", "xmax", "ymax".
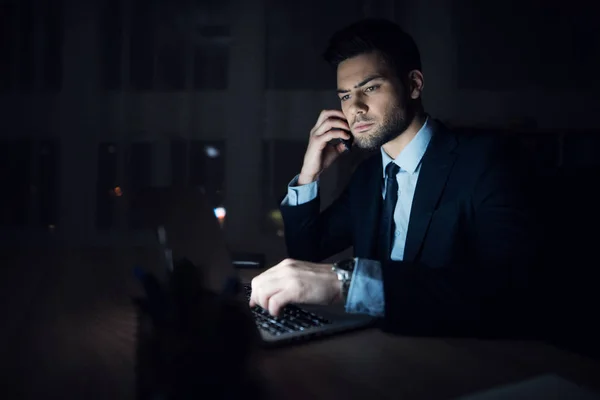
[
  {"xmin": 280, "ymin": 175, "xmax": 319, "ymax": 206},
  {"xmin": 345, "ymin": 258, "xmax": 385, "ymax": 317}
]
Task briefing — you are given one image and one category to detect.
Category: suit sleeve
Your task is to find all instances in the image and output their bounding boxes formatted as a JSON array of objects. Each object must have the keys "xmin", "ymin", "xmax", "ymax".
[
  {"xmin": 279, "ymin": 175, "xmax": 355, "ymax": 263},
  {"xmin": 380, "ymin": 142, "xmax": 540, "ymax": 337}
]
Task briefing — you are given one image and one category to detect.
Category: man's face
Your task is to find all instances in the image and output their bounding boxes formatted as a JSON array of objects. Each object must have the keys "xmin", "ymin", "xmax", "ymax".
[{"xmin": 336, "ymin": 51, "xmax": 413, "ymax": 150}]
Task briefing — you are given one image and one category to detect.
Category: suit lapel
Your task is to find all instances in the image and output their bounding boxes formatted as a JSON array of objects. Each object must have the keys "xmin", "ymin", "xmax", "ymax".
[
  {"xmin": 354, "ymin": 155, "xmax": 383, "ymax": 259},
  {"xmin": 403, "ymin": 124, "xmax": 458, "ymax": 262}
]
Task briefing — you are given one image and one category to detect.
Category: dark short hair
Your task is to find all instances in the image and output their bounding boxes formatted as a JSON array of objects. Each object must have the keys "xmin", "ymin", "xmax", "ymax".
[{"xmin": 323, "ymin": 19, "xmax": 422, "ymax": 80}]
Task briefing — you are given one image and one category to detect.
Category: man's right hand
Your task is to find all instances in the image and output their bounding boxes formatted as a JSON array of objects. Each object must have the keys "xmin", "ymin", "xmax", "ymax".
[{"xmin": 297, "ymin": 110, "xmax": 352, "ymax": 185}]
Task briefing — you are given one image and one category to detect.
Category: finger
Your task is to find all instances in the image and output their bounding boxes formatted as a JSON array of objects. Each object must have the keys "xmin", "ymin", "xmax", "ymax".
[
  {"xmin": 259, "ymin": 286, "xmax": 282, "ymax": 313},
  {"xmin": 249, "ymin": 286, "xmax": 266, "ymax": 309},
  {"xmin": 313, "ymin": 119, "xmax": 350, "ymax": 137},
  {"xmin": 310, "ymin": 110, "xmax": 348, "ymax": 134},
  {"xmin": 314, "ymin": 110, "xmax": 347, "ymax": 130},
  {"xmin": 267, "ymin": 291, "xmax": 292, "ymax": 317},
  {"xmin": 250, "ymin": 275, "xmax": 281, "ymax": 309},
  {"xmin": 315, "ymin": 130, "xmax": 352, "ymax": 149},
  {"xmin": 248, "ymin": 262, "xmax": 283, "ymax": 307},
  {"xmin": 249, "ymin": 275, "xmax": 263, "ymax": 307},
  {"xmin": 249, "ymin": 259, "xmax": 296, "ymax": 310},
  {"xmin": 249, "ymin": 287, "xmax": 256, "ymax": 307}
]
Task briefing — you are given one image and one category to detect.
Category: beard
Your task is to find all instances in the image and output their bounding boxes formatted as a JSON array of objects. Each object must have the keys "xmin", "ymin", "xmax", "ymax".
[{"xmin": 353, "ymin": 101, "xmax": 416, "ymax": 151}]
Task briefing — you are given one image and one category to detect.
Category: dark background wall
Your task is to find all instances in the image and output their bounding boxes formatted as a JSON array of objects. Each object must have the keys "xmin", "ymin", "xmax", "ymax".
[{"xmin": 0, "ymin": 0, "xmax": 598, "ymax": 265}]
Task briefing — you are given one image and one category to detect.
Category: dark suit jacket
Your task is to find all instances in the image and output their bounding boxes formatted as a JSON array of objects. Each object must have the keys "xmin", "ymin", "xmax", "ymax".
[{"xmin": 280, "ymin": 121, "xmax": 542, "ymax": 337}]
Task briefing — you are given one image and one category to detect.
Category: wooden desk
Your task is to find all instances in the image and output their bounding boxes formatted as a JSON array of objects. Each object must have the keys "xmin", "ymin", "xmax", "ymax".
[
  {"xmin": 1, "ymin": 248, "xmax": 599, "ymax": 399},
  {"xmin": 255, "ymin": 330, "xmax": 600, "ymax": 399}
]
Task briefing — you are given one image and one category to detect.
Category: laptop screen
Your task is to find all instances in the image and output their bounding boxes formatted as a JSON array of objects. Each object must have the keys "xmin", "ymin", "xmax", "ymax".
[{"xmin": 131, "ymin": 186, "xmax": 235, "ymax": 293}]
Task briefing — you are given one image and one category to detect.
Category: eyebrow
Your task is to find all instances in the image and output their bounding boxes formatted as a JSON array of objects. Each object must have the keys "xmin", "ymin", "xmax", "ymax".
[{"xmin": 337, "ymin": 74, "xmax": 385, "ymax": 94}]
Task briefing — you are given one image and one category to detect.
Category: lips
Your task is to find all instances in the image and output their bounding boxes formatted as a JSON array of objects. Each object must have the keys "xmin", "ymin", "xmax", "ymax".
[{"xmin": 353, "ymin": 123, "xmax": 374, "ymax": 132}]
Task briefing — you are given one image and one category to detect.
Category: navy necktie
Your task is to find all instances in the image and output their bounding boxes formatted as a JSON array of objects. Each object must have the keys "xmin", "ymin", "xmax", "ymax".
[{"xmin": 378, "ymin": 162, "xmax": 400, "ymax": 262}]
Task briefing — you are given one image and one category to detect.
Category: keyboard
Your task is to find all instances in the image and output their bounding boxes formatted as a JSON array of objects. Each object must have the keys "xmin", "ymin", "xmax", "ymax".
[{"xmin": 243, "ymin": 284, "xmax": 331, "ymax": 336}]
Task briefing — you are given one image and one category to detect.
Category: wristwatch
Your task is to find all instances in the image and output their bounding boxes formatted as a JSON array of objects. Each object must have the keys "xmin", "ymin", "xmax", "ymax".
[{"xmin": 331, "ymin": 258, "xmax": 356, "ymax": 302}]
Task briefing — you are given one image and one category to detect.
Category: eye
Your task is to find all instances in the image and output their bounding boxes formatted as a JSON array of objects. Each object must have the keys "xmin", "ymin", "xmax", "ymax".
[
  {"xmin": 365, "ymin": 85, "xmax": 380, "ymax": 92},
  {"xmin": 340, "ymin": 94, "xmax": 350, "ymax": 102}
]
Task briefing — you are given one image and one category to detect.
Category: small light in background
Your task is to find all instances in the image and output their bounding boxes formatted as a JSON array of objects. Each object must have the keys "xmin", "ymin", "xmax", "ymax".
[
  {"xmin": 48, "ymin": 224, "xmax": 55, "ymax": 233},
  {"xmin": 205, "ymin": 146, "xmax": 220, "ymax": 158},
  {"xmin": 110, "ymin": 186, "xmax": 123, "ymax": 197},
  {"xmin": 268, "ymin": 210, "xmax": 284, "ymax": 236},
  {"xmin": 214, "ymin": 206, "xmax": 226, "ymax": 227},
  {"xmin": 268, "ymin": 209, "xmax": 283, "ymax": 225}
]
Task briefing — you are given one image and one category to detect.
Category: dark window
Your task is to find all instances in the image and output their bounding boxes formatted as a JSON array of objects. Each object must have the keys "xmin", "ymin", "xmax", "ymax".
[
  {"xmin": 96, "ymin": 143, "xmax": 119, "ymax": 229},
  {"xmin": 128, "ymin": 141, "xmax": 154, "ymax": 228},
  {"xmin": 170, "ymin": 138, "xmax": 188, "ymax": 187},
  {"xmin": 261, "ymin": 140, "xmax": 306, "ymax": 235},
  {"xmin": 41, "ymin": 0, "xmax": 63, "ymax": 91},
  {"xmin": 454, "ymin": 0, "xmax": 599, "ymax": 90},
  {"xmin": 128, "ymin": 0, "xmax": 230, "ymax": 91},
  {"xmin": 189, "ymin": 140, "xmax": 225, "ymax": 208},
  {"xmin": 100, "ymin": 0, "xmax": 123, "ymax": 90},
  {"xmin": 0, "ymin": 3, "xmax": 16, "ymax": 91},
  {"xmin": 156, "ymin": 41, "xmax": 186, "ymax": 90},
  {"xmin": 0, "ymin": 139, "xmax": 33, "ymax": 227},
  {"xmin": 193, "ymin": 41, "xmax": 229, "ymax": 90},
  {"xmin": 265, "ymin": 0, "xmax": 365, "ymax": 90},
  {"xmin": 18, "ymin": 0, "xmax": 34, "ymax": 91},
  {"xmin": 38, "ymin": 139, "xmax": 60, "ymax": 226},
  {"xmin": 129, "ymin": 142, "xmax": 154, "ymax": 190},
  {"xmin": 130, "ymin": 0, "xmax": 156, "ymax": 90}
]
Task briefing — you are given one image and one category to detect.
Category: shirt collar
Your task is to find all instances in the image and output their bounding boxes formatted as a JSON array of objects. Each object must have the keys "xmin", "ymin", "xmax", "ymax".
[{"xmin": 381, "ymin": 116, "xmax": 434, "ymax": 176}]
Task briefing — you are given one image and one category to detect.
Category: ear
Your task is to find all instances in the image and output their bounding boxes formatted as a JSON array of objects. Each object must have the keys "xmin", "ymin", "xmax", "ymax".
[{"xmin": 407, "ymin": 70, "xmax": 424, "ymax": 100}]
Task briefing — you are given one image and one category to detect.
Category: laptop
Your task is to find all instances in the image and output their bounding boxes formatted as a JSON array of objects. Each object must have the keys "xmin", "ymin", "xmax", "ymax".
[{"xmin": 139, "ymin": 187, "xmax": 375, "ymax": 346}]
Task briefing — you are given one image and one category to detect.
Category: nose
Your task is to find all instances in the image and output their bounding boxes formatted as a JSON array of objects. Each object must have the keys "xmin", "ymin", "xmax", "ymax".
[{"xmin": 347, "ymin": 95, "xmax": 368, "ymax": 117}]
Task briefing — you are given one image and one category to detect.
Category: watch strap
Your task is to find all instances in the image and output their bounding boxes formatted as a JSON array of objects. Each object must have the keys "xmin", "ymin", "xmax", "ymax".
[{"xmin": 332, "ymin": 258, "xmax": 356, "ymax": 302}]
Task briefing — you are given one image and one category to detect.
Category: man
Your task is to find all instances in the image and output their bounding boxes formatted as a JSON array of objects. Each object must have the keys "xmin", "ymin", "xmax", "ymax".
[{"xmin": 249, "ymin": 19, "xmax": 539, "ymax": 336}]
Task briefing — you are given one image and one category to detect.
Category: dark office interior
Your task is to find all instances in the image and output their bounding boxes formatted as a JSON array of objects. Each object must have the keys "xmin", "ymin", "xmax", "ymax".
[{"xmin": 1, "ymin": 0, "xmax": 600, "ymax": 398}]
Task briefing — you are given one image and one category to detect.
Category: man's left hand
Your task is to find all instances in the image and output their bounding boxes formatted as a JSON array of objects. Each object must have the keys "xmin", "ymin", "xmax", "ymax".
[{"xmin": 248, "ymin": 259, "xmax": 343, "ymax": 317}]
